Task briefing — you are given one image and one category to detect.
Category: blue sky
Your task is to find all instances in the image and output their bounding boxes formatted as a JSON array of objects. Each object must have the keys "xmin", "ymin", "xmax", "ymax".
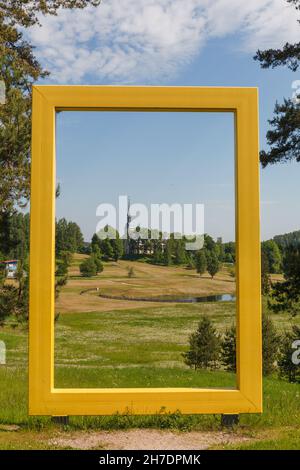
[
  {"xmin": 56, "ymin": 110, "xmax": 235, "ymax": 241},
  {"xmin": 27, "ymin": 1, "xmax": 300, "ymax": 242}
]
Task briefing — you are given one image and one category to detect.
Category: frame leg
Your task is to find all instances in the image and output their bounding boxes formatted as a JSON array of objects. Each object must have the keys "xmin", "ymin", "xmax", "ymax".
[
  {"xmin": 51, "ymin": 416, "xmax": 69, "ymax": 426},
  {"xmin": 221, "ymin": 414, "xmax": 239, "ymax": 427}
]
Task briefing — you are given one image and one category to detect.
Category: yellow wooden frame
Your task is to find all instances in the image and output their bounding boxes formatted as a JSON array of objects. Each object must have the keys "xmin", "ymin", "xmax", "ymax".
[{"xmin": 29, "ymin": 86, "xmax": 262, "ymax": 416}]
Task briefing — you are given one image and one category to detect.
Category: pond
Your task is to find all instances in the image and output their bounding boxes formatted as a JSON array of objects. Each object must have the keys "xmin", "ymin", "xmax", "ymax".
[{"xmin": 98, "ymin": 293, "xmax": 236, "ymax": 303}]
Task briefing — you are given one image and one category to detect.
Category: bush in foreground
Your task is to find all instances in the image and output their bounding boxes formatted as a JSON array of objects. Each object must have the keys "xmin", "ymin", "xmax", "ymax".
[
  {"xmin": 278, "ymin": 325, "xmax": 300, "ymax": 383},
  {"xmin": 182, "ymin": 315, "xmax": 220, "ymax": 370}
]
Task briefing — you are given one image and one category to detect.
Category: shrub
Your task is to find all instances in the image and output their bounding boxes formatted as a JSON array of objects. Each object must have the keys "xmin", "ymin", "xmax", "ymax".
[
  {"xmin": 182, "ymin": 315, "xmax": 220, "ymax": 370},
  {"xmin": 262, "ymin": 313, "xmax": 279, "ymax": 376},
  {"xmin": 92, "ymin": 255, "xmax": 103, "ymax": 274},
  {"xmin": 221, "ymin": 325, "xmax": 236, "ymax": 372},
  {"xmin": 79, "ymin": 257, "xmax": 97, "ymax": 277},
  {"xmin": 278, "ymin": 325, "xmax": 300, "ymax": 383},
  {"xmin": 56, "ymin": 250, "xmax": 73, "ymax": 276},
  {"xmin": 0, "ymin": 284, "xmax": 18, "ymax": 324},
  {"xmin": 219, "ymin": 314, "xmax": 279, "ymax": 376},
  {"xmin": 0, "ymin": 278, "xmax": 29, "ymax": 323}
]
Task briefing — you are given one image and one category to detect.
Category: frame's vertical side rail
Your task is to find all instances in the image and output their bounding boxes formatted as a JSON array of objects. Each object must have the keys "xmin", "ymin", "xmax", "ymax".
[
  {"xmin": 29, "ymin": 88, "xmax": 56, "ymax": 413},
  {"xmin": 234, "ymin": 109, "xmax": 241, "ymax": 392},
  {"xmin": 235, "ymin": 89, "xmax": 262, "ymax": 411}
]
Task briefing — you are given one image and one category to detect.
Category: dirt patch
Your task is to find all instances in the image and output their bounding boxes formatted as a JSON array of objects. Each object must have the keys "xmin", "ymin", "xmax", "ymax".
[{"xmin": 49, "ymin": 429, "xmax": 251, "ymax": 450}]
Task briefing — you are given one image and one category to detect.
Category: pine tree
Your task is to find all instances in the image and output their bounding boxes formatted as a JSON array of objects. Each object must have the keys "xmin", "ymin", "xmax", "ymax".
[
  {"xmin": 262, "ymin": 313, "xmax": 279, "ymax": 376},
  {"xmin": 79, "ymin": 257, "xmax": 97, "ymax": 277},
  {"xmin": 195, "ymin": 250, "xmax": 207, "ymax": 277},
  {"xmin": 0, "ymin": 258, "xmax": 29, "ymax": 323},
  {"xmin": 220, "ymin": 315, "xmax": 279, "ymax": 376},
  {"xmin": 56, "ymin": 251, "xmax": 72, "ymax": 277},
  {"xmin": 278, "ymin": 324, "xmax": 300, "ymax": 383},
  {"xmin": 182, "ymin": 315, "xmax": 220, "ymax": 370},
  {"xmin": 91, "ymin": 244, "xmax": 103, "ymax": 274},
  {"xmin": 91, "ymin": 242, "xmax": 102, "ymax": 258},
  {"xmin": 0, "ymin": 3, "xmax": 99, "ymax": 323},
  {"xmin": 163, "ymin": 240, "xmax": 172, "ymax": 266},
  {"xmin": 100, "ymin": 238, "xmax": 114, "ymax": 261},
  {"xmin": 269, "ymin": 245, "xmax": 300, "ymax": 316},
  {"xmin": 110, "ymin": 233, "xmax": 124, "ymax": 262},
  {"xmin": 92, "ymin": 255, "xmax": 103, "ymax": 274},
  {"xmin": 153, "ymin": 244, "xmax": 162, "ymax": 265},
  {"xmin": 67, "ymin": 222, "xmax": 84, "ymax": 253},
  {"xmin": 261, "ymin": 240, "xmax": 282, "ymax": 273},
  {"xmin": 254, "ymin": 1, "xmax": 300, "ymax": 166},
  {"xmin": 221, "ymin": 325, "xmax": 236, "ymax": 372},
  {"xmin": 174, "ymin": 240, "xmax": 186, "ymax": 265},
  {"xmin": 261, "ymin": 251, "xmax": 271, "ymax": 295},
  {"xmin": 0, "ymin": 2, "xmax": 101, "ymax": 28},
  {"xmin": 224, "ymin": 241, "xmax": 236, "ymax": 263},
  {"xmin": 186, "ymin": 253, "xmax": 195, "ymax": 270},
  {"xmin": 91, "ymin": 233, "xmax": 101, "ymax": 252},
  {"xmin": 0, "ymin": 212, "xmax": 30, "ymax": 259},
  {"xmin": 0, "ymin": 0, "xmax": 99, "ymax": 319}
]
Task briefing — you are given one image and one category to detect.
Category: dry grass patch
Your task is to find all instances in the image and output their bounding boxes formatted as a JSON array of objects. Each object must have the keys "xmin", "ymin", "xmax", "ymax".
[{"xmin": 57, "ymin": 258, "xmax": 235, "ymax": 314}]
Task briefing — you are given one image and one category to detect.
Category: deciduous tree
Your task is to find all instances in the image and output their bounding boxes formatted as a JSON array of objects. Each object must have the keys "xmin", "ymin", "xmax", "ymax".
[
  {"xmin": 195, "ymin": 250, "xmax": 207, "ymax": 277},
  {"xmin": 206, "ymin": 251, "xmax": 221, "ymax": 279},
  {"xmin": 261, "ymin": 240, "xmax": 282, "ymax": 274}
]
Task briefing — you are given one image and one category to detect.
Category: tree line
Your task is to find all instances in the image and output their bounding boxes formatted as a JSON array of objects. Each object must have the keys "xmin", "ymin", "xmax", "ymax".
[
  {"xmin": 0, "ymin": 213, "xmax": 85, "ymax": 261},
  {"xmin": 2, "ymin": 211, "xmax": 300, "ymax": 318},
  {"xmin": 79, "ymin": 231, "xmax": 225, "ymax": 279},
  {"xmin": 183, "ymin": 314, "xmax": 300, "ymax": 383}
]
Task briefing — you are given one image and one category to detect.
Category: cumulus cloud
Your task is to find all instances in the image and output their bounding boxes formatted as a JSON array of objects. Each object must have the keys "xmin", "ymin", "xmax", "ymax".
[{"xmin": 25, "ymin": 0, "xmax": 299, "ymax": 83}]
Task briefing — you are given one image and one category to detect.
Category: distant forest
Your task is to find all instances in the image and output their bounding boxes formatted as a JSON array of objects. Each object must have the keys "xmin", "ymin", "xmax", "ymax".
[{"xmin": 273, "ymin": 231, "xmax": 300, "ymax": 249}]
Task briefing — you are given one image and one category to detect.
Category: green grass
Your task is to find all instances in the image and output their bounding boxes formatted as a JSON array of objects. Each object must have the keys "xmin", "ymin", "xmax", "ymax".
[
  {"xmin": 0, "ymin": 364, "xmax": 299, "ymax": 435},
  {"xmin": 55, "ymin": 367, "xmax": 236, "ymax": 389},
  {"xmin": 53, "ymin": 303, "xmax": 237, "ymax": 387},
  {"xmin": 218, "ymin": 428, "xmax": 300, "ymax": 450}
]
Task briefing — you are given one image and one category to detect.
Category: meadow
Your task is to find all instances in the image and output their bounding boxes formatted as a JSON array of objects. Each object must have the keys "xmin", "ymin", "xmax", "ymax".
[{"xmin": 0, "ymin": 257, "xmax": 300, "ymax": 449}]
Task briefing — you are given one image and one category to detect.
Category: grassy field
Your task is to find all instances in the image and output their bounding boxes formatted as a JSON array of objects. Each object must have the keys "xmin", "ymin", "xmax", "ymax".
[
  {"xmin": 0, "ymin": 257, "xmax": 299, "ymax": 449},
  {"xmin": 56, "ymin": 257, "xmax": 236, "ymax": 313},
  {"xmin": 55, "ymin": 302, "xmax": 238, "ymax": 389}
]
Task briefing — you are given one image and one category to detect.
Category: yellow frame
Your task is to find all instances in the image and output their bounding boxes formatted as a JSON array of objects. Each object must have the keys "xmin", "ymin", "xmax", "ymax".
[{"xmin": 29, "ymin": 86, "xmax": 262, "ymax": 416}]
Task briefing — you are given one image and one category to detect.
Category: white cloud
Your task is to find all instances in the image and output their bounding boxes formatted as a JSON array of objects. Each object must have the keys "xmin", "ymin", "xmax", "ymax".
[{"xmin": 25, "ymin": 0, "xmax": 299, "ymax": 83}]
